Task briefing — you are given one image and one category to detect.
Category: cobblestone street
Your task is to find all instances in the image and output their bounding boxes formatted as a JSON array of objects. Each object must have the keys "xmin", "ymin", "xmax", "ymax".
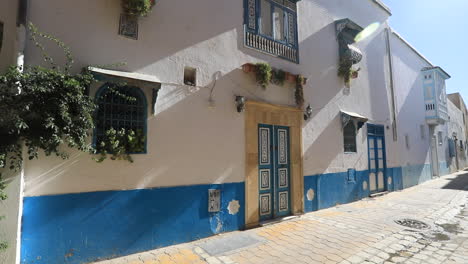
[{"xmin": 93, "ymin": 171, "xmax": 468, "ymax": 264}]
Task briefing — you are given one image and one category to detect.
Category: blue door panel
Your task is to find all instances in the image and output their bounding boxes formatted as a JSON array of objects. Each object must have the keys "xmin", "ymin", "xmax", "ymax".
[
  {"xmin": 258, "ymin": 124, "xmax": 291, "ymax": 221},
  {"xmin": 367, "ymin": 124, "xmax": 387, "ymax": 194}
]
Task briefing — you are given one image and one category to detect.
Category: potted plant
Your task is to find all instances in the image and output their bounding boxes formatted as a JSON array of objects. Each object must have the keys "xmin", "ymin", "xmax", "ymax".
[
  {"xmin": 242, "ymin": 63, "xmax": 255, "ymax": 73},
  {"xmin": 255, "ymin": 62, "xmax": 272, "ymax": 89},
  {"xmin": 121, "ymin": 0, "xmax": 156, "ymax": 17},
  {"xmin": 286, "ymin": 72, "xmax": 296, "ymax": 83},
  {"xmin": 351, "ymin": 68, "xmax": 361, "ymax": 79},
  {"xmin": 272, "ymin": 69, "xmax": 286, "ymax": 86}
]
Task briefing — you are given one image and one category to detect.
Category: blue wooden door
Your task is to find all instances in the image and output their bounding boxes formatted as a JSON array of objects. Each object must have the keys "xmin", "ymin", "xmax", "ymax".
[
  {"xmin": 367, "ymin": 124, "xmax": 387, "ymax": 194},
  {"xmin": 258, "ymin": 124, "xmax": 291, "ymax": 221}
]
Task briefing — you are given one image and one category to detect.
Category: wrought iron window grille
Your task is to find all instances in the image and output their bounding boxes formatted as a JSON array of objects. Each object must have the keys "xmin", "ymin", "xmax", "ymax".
[{"xmin": 244, "ymin": 0, "xmax": 300, "ymax": 63}]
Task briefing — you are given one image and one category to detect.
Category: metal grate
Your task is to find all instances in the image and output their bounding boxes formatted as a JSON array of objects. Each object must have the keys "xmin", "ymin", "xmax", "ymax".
[
  {"xmin": 395, "ymin": 219, "xmax": 429, "ymax": 230},
  {"xmin": 95, "ymin": 84, "xmax": 146, "ymax": 151}
]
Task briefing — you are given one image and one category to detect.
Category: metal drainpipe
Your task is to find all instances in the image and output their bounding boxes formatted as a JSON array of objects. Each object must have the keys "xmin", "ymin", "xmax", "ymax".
[
  {"xmin": 15, "ymin": 0, "xmax": 27, "ymax": 71},
  {"xmin": 14, "ymin": 2, "xmax": 28, "ymax": 264},
  {"xmin": 385, "ymin": 27, "xmax": 398, "ymax": 142}
]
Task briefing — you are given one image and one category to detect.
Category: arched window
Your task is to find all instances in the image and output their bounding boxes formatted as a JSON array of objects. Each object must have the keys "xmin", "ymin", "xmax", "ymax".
[
  {"xmin": 94, "ymin": 84, "xmax": 147, "ymax": 153},
  {"xmin": 343, "ymin": 121, "xmax": 357, "ymax": 153}
]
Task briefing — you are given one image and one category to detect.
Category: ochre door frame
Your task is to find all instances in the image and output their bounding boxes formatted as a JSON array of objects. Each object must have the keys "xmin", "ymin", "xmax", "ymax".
[{"xmin": 245, "ymin": 101, "xmax": 304, "ymax": 228}]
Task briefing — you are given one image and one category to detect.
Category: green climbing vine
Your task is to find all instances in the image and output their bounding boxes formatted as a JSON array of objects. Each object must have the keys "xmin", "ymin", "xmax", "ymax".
[
  {"xmin": 0, "ymin": 23, "xmax": 146, "ymax": 236},
  {"xmin": 295, "ymin": 75, "xmax": 305, "ymax": 108}
]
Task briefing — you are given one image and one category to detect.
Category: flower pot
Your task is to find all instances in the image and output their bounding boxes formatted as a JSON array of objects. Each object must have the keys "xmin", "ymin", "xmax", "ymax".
[
  {"xmin": 242, "ymin": 63, "xmax": 255, "ymax": 73},
  {"xmin": 286, "ymin": 72, "xmax": 296, "ymax": 83}
]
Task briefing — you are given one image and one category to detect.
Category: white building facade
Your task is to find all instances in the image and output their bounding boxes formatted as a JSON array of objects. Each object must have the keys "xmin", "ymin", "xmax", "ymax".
[{"xmin": 0, "ymin": 0, "xmax": 460, "ymax": 263}]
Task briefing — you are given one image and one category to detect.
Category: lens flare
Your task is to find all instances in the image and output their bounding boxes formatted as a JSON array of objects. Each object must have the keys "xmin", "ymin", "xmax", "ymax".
[{"xmin": 354, "ymin": 22, "xmax": 380, "ymax": 43}]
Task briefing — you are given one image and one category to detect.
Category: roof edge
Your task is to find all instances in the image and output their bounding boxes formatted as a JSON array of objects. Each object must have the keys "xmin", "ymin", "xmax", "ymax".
[
  {"xmin": 421, "ymin": 66, "xmax": 451, "ymax": 79},
  {"xmin": 390, "ymin": 29, "xmax": 434, "ymax": 67},
  {"xmin": 371, "ymin": 0, "xmax": 392, "ymax": 15}
]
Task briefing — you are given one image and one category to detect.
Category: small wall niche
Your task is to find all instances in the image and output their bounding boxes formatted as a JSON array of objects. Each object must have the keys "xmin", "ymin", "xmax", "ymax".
[
  {"xmin": 184, "ymin": 66, "xmax": 197, "ymax": 86},
  {"xmin": 119, "ymin": 14, "xmax": 138, "ymax": 40}
]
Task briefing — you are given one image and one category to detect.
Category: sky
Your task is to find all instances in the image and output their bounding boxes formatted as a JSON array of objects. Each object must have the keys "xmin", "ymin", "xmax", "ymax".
[{"xmin": 384, "ymin": 0, "xmax": 468, "ymax": 103}]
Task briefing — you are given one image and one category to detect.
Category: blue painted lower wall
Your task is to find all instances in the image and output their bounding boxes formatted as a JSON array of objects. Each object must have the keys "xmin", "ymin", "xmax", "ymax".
[
  {"xmin": 304, "ymin": 163, "xmax": 453, "ymax": 213},
  {"xmin": 304, "ymin": 170, "xmax": 369, "ymax": 212},
  {"xmin": 21, "ymin": 182, "xmax": 245, "ymax": 264},
  {"xmin": 304, "ymin": 167, "xmax": 403, "ymax": 213},
  {"xmin": 402, "ymin": 164, "xmax": 432, "ymax": 189},
  {"xmin": 439, "ymin": 161, "xmax": 450, "ymax": 177}
]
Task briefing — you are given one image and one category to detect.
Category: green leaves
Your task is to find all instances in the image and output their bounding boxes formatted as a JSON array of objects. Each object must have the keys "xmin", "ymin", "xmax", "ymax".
[
  {"xmin": 255, "ymin": 63, "xmax": 273, "ymax": 89},
  {"xmin": 295, "ymin": 75, "xmax": 305, "ymax": 108},
  {"xmin": 94, "ymin": 128, "xmax": 146, "ymax": 163},
  {"xmin": 0, "ymin": 65, "xmax": 96, "ymax": 168},
  {"xmin": 121, "ymin": 0, "xmax": 155, "ymax": 17},
  {"xmin": 0, "ymin": 24, "xmax": 97, "ymax": 204}
]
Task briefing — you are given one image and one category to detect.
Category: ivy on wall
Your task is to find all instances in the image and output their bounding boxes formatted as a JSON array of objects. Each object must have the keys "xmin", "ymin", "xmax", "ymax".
[{"xmin": 0, "ymin": 24, "xmax": 145, "ymax": 225}]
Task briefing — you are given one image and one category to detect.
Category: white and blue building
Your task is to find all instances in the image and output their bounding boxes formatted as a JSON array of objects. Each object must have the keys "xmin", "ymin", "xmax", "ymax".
[{"xmin": 0, "ymin": 0, "xmax": 463, "ymax": 263}]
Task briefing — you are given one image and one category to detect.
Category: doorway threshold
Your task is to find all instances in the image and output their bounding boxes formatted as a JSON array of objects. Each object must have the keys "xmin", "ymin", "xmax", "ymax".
[
  {"xmin": 370, "ymin": 191, "xmax": 388, "ymax": 198},
  {"xmin": 259, "ymin": 215, "xmax": 299, "ymax": 227}
]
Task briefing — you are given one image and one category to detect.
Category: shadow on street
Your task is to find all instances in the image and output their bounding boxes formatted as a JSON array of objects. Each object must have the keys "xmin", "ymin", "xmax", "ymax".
[{"xmin": 442, "ymin": 172, "xmax": 468, "ymax": 190}]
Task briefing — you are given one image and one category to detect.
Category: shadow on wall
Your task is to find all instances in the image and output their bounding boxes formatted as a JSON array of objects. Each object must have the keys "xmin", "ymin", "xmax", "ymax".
[
  {"xmin": 441, "ymin": 172, "xmax": 468, "ymax": 191},
  {"xmin": 391, "ymin": 42, "xmax": 432, "ymax": 188},
  {"xmin": 21, "ymin": 70, "xmax": 252, "ymax": 264},
  {"xmin": 365, "ymin": 30, "xmax": 391, "ymax": 127},
  {"xmin": 26, "ymin": 0, "xmax": 243, "ymax": 75},
  {"xmin": 304, "ymin": 112, "xmax": 342, "ymax": 175},
  {"xmin": 301, "ymin": 22, "xmax": 351, "ymax": 175}
]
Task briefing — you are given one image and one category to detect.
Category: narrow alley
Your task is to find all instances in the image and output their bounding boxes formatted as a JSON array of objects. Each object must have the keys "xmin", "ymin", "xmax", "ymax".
[{"xmin": 94, "ymin": 172, "xmax": 468, "ymax": 264}]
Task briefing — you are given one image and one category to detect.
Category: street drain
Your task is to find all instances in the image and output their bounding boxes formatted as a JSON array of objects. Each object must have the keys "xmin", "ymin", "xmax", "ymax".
[{"xmin": 395, "ymin": 219, "xmax": 429, "ymax": 230}]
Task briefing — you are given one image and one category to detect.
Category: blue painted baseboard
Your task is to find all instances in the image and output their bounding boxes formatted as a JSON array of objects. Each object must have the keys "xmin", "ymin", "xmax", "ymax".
[
  {"xmin": 304, "ymin": 167, "xmax": 403, "ymax": 213},
  {"xmin": 401, "ymin": 164, "xmax": 432, "ymax": 189},
  {"xmin": 21, "ymin": 182, "xmax": 245, "ymax": 264},
  {"xmin": 439, "ymin": 161, "xmax": 450, "ymax": 176}
]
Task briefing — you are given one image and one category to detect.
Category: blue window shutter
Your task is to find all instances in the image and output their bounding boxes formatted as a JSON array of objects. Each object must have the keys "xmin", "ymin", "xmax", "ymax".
[{"xmin": 449, "ymin": 139, "xmax": 455, "ymax": 157}]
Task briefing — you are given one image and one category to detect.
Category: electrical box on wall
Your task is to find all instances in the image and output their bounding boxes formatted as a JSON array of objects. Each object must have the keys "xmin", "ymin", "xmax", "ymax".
[{"xmin": 208, "ymin": 189, "xmax": 221, "ymax": 212}]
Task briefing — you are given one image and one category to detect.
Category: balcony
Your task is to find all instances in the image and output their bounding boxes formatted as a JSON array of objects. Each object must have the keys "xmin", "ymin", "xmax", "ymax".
[
  {"xmin": 422, "ymin": 66, "xmax": 450, "ymax": 125},
  {"xmin": 244, "ymin": 31, "xmax": 298, "ymax": 63}
]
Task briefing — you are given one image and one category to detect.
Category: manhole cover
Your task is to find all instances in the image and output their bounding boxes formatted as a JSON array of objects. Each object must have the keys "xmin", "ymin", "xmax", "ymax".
[{"xmin": 395, "ymin": 219, "xmax": 429, "ymax": 230}]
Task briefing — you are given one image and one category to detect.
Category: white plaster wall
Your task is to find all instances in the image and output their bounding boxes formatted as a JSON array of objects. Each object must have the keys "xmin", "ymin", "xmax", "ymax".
[
  {"xmin": 448, "ymin": 100, "xmax": 467, "ymax": 170},
  {"xmin": 389, "ymin": 32, "xmax": 432, "ymax": 168},
  {"xmin": 22, "ymin": 0, "xmax": 395, "ymax": 195},
  {"xmin": 300, "ymin": 2, "xmax": 393, "ymax": 175},
  {"xmin": 0, "ymin": 0, "xmax": 19, "ymax": 72},
  {"xmin": 0, "ymin": 169, "xmax": 22, "ymax": 264}
]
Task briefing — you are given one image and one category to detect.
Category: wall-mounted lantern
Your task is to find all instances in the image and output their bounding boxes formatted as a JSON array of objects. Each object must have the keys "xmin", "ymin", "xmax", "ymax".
[
  {"xmin": 304, "ymin": 104, "xmax": 312, "ymax": 121},
  {"xmin": 235, "ymin": 96, "xmax": 245, "ymax": 113}
]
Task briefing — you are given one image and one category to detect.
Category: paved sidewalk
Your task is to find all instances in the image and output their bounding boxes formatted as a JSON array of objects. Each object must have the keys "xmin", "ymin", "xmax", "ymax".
[{"xmin": 93, "ymin": 171, "xmax": 468, "ymax": 264}]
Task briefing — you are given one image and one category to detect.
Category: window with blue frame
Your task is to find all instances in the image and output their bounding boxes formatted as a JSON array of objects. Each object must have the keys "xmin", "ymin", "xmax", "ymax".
[
  {"xmin": 244, "ymin": 0, "xmax": 299, "ymax": 63},
  {"xmin": 94, "ymin": 84, "xmax": 147, "ymax": 153},
  {"xmin": 343, "ymin": 121, "xmax": 357, "ymax": 153}
]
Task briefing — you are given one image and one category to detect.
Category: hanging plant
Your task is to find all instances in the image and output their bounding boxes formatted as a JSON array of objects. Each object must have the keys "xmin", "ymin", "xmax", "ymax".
[
  {"xmin": 295, "ymin": 75, "xmax": 305, "ymax": 107},
  {"xmin": 351, "ymin": 68, "xmax": 360, "ymax": 79},
  {"xmin": 255, "ymin": 62, "xmax": 272, "ymax": 89},
  {"xmin": 93, "ymin": 128, "xmax": 146, "ymax": 163},
  {"xmin": 338, "ymin": 59, "xmax": 361, "ymax": 87},
  {"xmin": 272, "ymin": 69, "xmax": 286, "ymax": 86},
  {"xmin": 338, "ymin": 59, "xmax": 352, "ymax": 87},
  {"xmin": 121, "ymin": 0, "xmax": 156, "ymax": 17}
]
